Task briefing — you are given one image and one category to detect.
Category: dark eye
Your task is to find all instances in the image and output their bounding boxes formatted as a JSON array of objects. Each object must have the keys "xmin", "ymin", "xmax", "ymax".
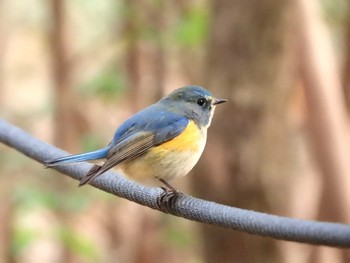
[{"xmin": 197, "ymin": 98, "xmax": 206, "ymax": 106}]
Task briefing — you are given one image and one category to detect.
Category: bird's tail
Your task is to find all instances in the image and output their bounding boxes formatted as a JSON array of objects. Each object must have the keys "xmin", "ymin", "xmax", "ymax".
[{"xmin": 44, "ymin": 147, "xmax": 109, "ymax": 167}]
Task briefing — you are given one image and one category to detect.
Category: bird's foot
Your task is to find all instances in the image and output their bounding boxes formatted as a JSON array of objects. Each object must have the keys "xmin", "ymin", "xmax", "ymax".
[
  {"xmin": 157, "ymin": 187, "xmax": 180, "ymax": 212},
  {"xmin": 156, "ymin": 178, "xmax": 181, "ymax": 213}
]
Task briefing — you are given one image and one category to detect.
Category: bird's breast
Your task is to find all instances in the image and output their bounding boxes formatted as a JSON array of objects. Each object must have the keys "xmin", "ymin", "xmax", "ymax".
[{"xmin": 120, "ymin": 120, "xmax": 207, "ymax": 181}]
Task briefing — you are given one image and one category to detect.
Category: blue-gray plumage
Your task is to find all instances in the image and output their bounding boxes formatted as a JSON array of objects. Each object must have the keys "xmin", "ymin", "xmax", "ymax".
[{"xmin": 45, "ymin": 85, "xmax": 226, "ymax": 187}]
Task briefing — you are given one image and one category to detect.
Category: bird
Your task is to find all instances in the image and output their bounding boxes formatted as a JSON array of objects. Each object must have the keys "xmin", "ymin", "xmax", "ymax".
[{"xmin": 45, "ymin": 85, "xmax": 226, "ymax": 192}]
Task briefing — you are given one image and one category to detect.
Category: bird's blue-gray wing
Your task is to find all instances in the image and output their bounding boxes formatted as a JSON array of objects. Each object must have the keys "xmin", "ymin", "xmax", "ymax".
[{"xmin": 79, "ymin": 107, "xmax": 189, "ymax": 186}]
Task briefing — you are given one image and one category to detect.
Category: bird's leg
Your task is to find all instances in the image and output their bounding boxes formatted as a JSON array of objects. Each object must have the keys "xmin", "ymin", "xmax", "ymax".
[{"xmin": 157, "ymin": 178, "xmax": 180, "ymax": 212}]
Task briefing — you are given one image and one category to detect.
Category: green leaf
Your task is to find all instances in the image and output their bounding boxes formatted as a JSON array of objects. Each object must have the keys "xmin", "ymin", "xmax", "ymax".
[
  {"xmin": 81, "ymin": 68, "xmax": 126, "ymax": 102},
  {"xmin": 163, "ymin": 218, "xmax": 194, "ymax": 249},
  {"xmin": 58, "ymin": 226, "xmax": 100, "ymax": 261},
  {"xmin": 81, "ymin": 134, "xmax": 106, "ymax": 152},
  {"xmin": 175, "ymin": 7, "xmax": 209, "ymax": 47},
  {"xmin": 13, "ymin": 186, "xmax": 90, "ymax": 212},
  {"xmin": 12, "ymin": 228, "xmax": 37, "ymax": 255}
]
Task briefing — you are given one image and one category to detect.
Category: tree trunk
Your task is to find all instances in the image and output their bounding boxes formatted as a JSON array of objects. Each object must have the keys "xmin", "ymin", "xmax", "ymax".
[
  {"xmin": 50, "ymin": 0, "xmax": 79, "ymax": 152},
  {"xmin": 342, "ymin": 4, "xmax": 350, "ymax": 111},
  {"xmin": 193, "ymin": 1, "xmax": 296, "ymax": 262},
  {"xmin": 123, "ymin": 0, "xmax": 142, "ymax": 112},
  {"xmin": 49, "ymin": 1, "xmax": 78, "ymax": 262},
  {"xmin": 297, "ymin": 0, "xmax": 350, "ymax": 262}
]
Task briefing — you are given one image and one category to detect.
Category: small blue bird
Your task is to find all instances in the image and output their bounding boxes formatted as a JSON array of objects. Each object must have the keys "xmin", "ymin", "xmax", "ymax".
[{"xmin": 45, "ymin": 86, "xmax": 226, "ymax": 190}]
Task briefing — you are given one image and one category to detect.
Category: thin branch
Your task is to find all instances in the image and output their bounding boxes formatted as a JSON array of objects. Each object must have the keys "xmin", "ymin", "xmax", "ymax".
[{"xmin": 1, "ymin": 118, "xmax": 350, "ymax": 248}]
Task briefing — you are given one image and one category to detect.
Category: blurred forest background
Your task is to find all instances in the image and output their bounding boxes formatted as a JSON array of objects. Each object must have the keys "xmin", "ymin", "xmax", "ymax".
[{"xmin": 1, "ymin": 0, "xmax": 350, "ymax": 262}]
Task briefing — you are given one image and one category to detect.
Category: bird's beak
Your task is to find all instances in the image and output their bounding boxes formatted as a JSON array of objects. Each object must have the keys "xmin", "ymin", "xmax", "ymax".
[{"xmin": 212, "ymin": 98, "xmax": 227, "ymax": 105}]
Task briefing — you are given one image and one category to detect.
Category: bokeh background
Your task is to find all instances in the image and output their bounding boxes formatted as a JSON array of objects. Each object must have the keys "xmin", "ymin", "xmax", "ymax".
[{"xmin": 1, "ymin": 0, "xmax": 350, "ymax": 262}]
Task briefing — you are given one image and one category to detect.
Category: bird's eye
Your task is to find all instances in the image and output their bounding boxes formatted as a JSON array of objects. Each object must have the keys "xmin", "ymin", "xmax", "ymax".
[{"xmin": 197, "ymin": 98, "xmax": 206, "ymax": 106}]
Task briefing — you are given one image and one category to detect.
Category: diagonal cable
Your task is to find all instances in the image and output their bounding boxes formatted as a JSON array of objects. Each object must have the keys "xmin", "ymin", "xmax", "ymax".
[{"xmin": 1, "ymin": 118, "xmax": 350, "ymax": 248}]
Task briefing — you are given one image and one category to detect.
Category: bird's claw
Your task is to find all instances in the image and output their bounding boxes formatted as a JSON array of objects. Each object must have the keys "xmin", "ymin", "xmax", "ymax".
[{"xmin": 157, "ymin": 186, "xmax": 180, "ymax": 213}]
